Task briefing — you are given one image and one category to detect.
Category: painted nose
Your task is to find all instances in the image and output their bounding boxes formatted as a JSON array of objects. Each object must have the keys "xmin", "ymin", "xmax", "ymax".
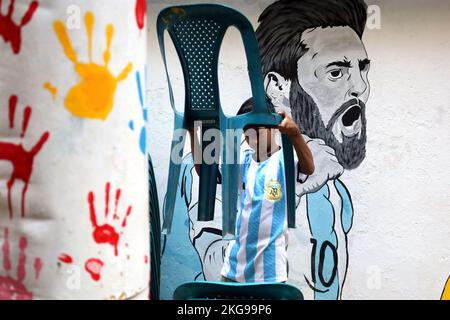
[{"xmin": 349, "ymin": 71, "xmax": 368, "ymax": 99}]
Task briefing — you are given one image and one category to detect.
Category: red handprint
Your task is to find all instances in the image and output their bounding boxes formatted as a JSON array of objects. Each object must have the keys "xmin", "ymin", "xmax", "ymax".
[
  {"xmin": 87, "ymin": 182, "xmax": 132, "ymax": 257},
  {"xmin": 135, "ymin": 0, "xmax": 146, "ymax": 30},
  {"xmin": 0, "ymin": 228, "xmax": 43, "ymax": 300},
  {"xmin": 0, "ymin": 95, "xmax": 50, "ymax": 219},
  {"xmin": 0, "ymin": 0, "xmax": 39, "ymax": 54}
]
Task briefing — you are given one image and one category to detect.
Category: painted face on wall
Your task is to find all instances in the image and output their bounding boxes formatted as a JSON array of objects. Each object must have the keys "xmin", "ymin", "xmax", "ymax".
[
  {"xmin": 267, "ymin": 26, "xmax": 370, "ymax": 170},
  {"xmin": 297, "ymin": 26, "xmax": 370, "ymax": 169}
]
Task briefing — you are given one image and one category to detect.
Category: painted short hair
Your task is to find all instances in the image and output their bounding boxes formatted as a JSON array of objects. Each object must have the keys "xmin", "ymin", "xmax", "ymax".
[{"xmin": 256, "ymin": 0, "xmax": 368, "ymax": 80}]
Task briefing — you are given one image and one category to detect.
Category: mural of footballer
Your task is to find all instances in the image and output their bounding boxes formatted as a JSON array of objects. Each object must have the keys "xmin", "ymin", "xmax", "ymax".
[{"xmin": 163, "ymin": 0, "xmax": 371, "ymax": 300}]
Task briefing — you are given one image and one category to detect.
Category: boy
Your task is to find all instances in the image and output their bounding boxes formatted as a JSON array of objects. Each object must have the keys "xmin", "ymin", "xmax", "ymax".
[{"xmin": 188, "ymin": 99, "xmax": 314, "ymax": 283}]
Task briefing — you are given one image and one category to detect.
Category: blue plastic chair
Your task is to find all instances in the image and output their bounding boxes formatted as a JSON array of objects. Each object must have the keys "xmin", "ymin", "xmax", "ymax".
[
  {"xmin": 157, "ymin": 4, "xmax": 296, "ymax": 237},
  {"xmin": 173, "ymin": 281, "xmax": 304, "ymax": 300}
]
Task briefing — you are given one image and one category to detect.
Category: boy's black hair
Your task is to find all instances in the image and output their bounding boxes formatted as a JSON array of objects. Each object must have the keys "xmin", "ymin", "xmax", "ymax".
[
  {"xmin": 237, "ymin": 98, "xmax": 253, "ymax": 115},
  {"xmin": 237, "ymin": 97, "xmax": 276, "ymax": 116}
]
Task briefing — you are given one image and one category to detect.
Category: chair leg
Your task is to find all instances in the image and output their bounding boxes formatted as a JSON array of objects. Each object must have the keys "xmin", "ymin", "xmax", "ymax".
[
  {"xmin": 281, "ymin": 134, "xmax": 296, "ymax": 229},
  {"xmin": 162, "ymin": 128, "xmax": 187, "ymax": 234},
  {"xmin": 198, "ymin": 162, "xmax": 218, "ymax": 221},
  {"xmin": 198, "ymin": 125, "xmax": 219, "ymax": 222},
  {"xmin": 221, "ymin": 130, "xmax": 240, "ymax": 238}
]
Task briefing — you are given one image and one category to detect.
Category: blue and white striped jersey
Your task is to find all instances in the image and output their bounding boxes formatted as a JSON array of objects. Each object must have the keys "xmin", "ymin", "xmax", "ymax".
[{"xmin": 221, "ymin": 148, "xmax": 290, "ymax": 283}]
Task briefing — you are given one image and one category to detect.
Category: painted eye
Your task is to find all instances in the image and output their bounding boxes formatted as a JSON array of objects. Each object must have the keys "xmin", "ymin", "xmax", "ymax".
[{"xmin": 328, "ymin": 69, "xmax": 343, "ymax": 80}]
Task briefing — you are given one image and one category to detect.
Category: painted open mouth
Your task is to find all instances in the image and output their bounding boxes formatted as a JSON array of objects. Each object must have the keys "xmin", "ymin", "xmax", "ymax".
[
  {"xmin": 332, "ymin": 103, "xmax": 362, "ymax": 142},
  {"xmin": 341, "ymin": 105, "xmax": 362, "ymax": 137}
]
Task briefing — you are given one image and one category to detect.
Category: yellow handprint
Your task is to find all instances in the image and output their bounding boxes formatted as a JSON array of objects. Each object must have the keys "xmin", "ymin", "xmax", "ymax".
[{"xmin": 53, "ymin": 12, "xmax": 132, "ymax": 120}]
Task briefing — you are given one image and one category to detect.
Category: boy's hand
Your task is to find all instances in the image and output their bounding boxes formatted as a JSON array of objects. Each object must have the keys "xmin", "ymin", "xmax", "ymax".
[
  {"xmin": 277, "ymin": 111, "xmax": 316, "ymax": 176},
  {"xmin": 277, "ymin": 111, "xmax": 301, "ymax": 138}
]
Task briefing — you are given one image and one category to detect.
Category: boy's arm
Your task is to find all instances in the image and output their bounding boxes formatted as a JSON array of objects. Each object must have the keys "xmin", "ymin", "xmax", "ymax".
[{"xmin": 277, "ymin": 111, "xmax": 315, "ymax": 175}]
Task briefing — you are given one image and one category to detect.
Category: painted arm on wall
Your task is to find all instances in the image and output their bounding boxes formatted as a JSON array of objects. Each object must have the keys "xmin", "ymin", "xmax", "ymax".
[
  {"xmin": 291, "ymin": 132, "xmax": 353, "ymax": 300},
  {"xmin": 303, "ymin": 179, "xmax": 353, "ymax": 300},
  {"xmin": 335, "ymin": 179, "xmax": 354, "ymax": 235},
  {"xmin": 305, "ymin": 184, "xmax": 340, "ymax": 300}
]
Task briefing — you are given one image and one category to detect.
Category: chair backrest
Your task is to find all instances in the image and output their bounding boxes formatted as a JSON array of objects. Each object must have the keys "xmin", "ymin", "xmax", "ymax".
[
  {"xmin": 173, "ymin": 281, "xmax": 304, "ymax": 300},
  {"xmin": 156, "ymin": 4, "xmax": 296, "ymax": 235},
  {"xmin": 157, "ymin": 4, "xmax": 271, "ymax": 126}
]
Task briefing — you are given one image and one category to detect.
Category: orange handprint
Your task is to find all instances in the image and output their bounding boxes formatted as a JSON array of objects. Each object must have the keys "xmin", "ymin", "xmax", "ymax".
[
  {"xmin": 53, "ymin": 11, "xmax": 133, "ymax": 120},
  {"xmin": 87, "ymin": 182, "xmax": 132, "ymax": 256}
]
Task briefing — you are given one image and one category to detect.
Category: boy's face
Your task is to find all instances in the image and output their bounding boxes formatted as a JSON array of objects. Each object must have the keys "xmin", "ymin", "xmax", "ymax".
[{"xmin": 244, "ymin": 126, "xmax": 277, "ymax": 158}]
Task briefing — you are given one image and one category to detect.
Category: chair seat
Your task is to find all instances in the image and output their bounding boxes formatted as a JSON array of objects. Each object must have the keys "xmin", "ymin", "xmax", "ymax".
[{"xmin": 173, "ymin": 281, "xmax": 304, "ymax": 300}]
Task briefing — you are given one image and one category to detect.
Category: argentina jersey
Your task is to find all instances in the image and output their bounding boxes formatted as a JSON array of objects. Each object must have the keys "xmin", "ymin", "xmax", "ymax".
[{"xmin": 221, "ymin": 149, "xmax": 289, "ymax": 283}]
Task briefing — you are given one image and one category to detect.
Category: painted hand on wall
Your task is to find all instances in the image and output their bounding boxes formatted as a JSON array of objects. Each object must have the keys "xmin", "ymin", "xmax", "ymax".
[
  {"xmin": 0, "ymin": 0, "xmax": 38, "ymax": 54},
  {"xmin": 56, "ymin": 183, "xmax": 136, "ymax": 284},
  {"xmin": 128, "ymin": 70, "xmax": 148, "ymax": 155},
  {"xmin": 87, "ymin": 182, "xmax": 132, "ymax": 257},
  {"xmin": 0, "ymin": 95, "xmax": 50, "ymax": 219},
  {"xmin": 0, "ymin": 228, "xmax": 42, "ymax": 300},
  {"xmin": 53, "ymin": 11, "xmax": 133, "ymax": 120},
  {"xmin": 295, "ymin": 136, "xmax": 344, "ymax": 198}
]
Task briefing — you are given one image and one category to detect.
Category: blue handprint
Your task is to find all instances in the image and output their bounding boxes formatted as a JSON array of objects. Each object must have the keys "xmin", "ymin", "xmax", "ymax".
[{"xmin": 129, "ymin": 69, "xmax": 148, "ymax": 155}]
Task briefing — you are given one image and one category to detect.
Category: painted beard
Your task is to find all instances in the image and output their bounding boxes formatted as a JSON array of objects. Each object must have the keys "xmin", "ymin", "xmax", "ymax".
[{"xmin": 289, "ymin": 80, "xmax": 367, "ymax": 170}]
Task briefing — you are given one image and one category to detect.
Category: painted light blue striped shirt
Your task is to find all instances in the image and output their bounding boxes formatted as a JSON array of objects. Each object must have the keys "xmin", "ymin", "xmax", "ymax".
[{"xmin": 221, "ymin": 149, "xmax": 289, "ymax": 283}]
